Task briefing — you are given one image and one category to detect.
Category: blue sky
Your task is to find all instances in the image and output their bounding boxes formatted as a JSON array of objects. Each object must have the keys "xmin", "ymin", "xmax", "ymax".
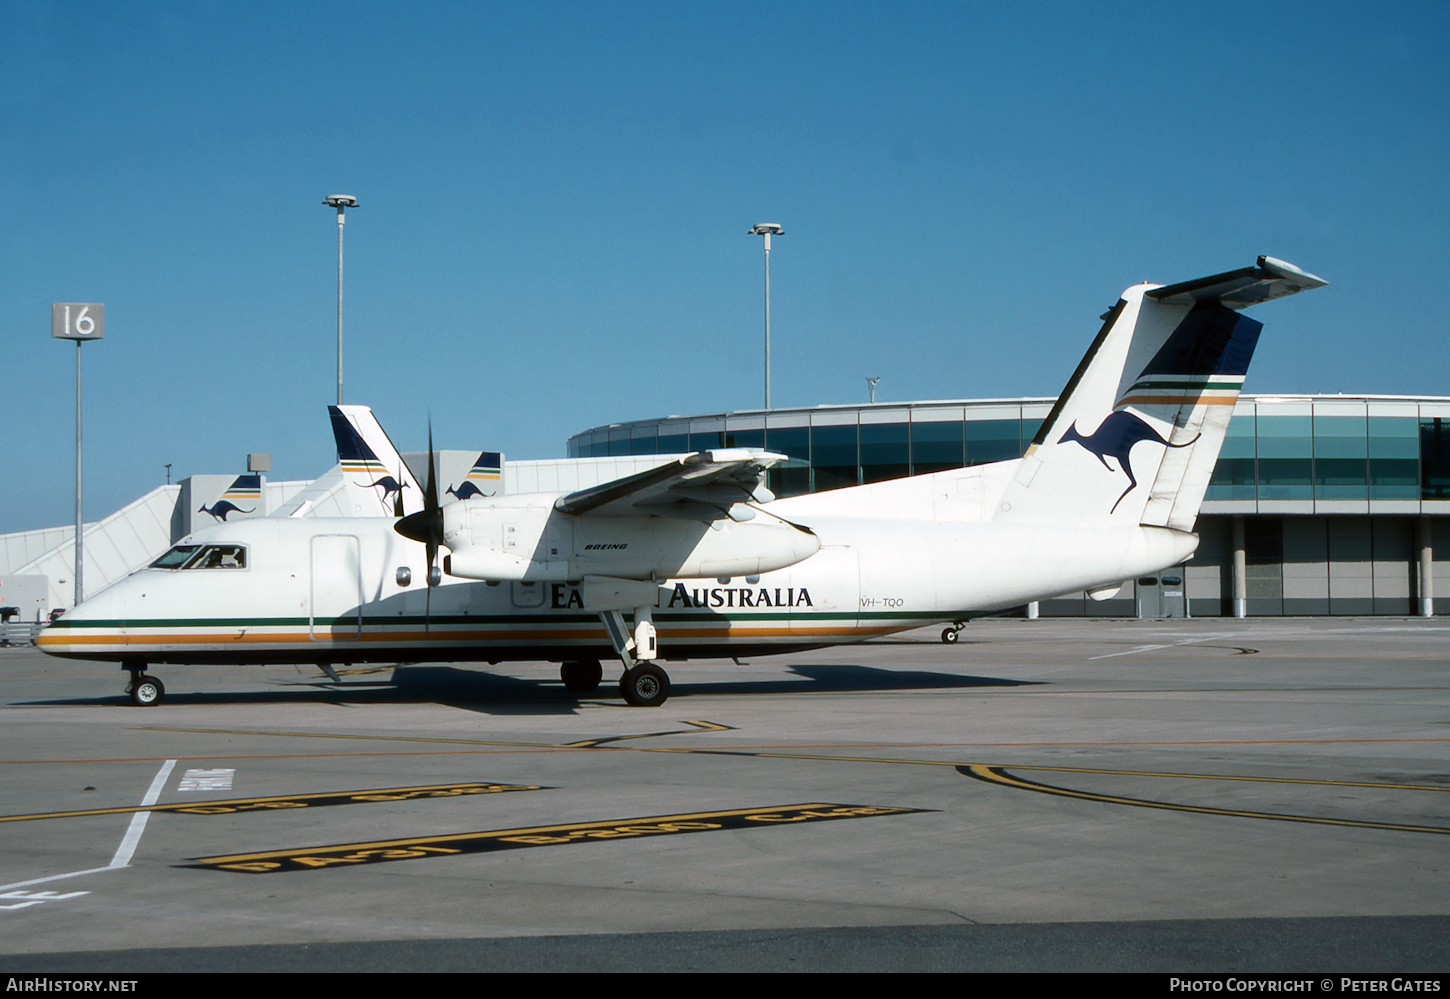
[{"xmin": 3, "ymin": 1, "xmax": 1446, "ymax": 534}]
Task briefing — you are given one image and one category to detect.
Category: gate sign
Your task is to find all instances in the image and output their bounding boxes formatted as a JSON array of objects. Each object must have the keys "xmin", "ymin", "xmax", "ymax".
[{"xmin": 52, "ymin": 303, "xmax": 105, "ymax": 340}]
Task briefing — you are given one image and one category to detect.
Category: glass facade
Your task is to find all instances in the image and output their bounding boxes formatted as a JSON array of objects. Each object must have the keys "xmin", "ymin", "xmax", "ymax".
[
  {"xmin": 568, "ymin": 397, "xmax": 1450, "ymax": 507},
  {"xmin": 1422, "ymin": 419, "xmax": 1450, "ymax": 499}
]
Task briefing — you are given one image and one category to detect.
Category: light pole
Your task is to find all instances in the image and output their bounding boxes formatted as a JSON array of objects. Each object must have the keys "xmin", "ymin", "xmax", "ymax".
[
  {"xmin": 867, "ymin": 377, "xmax": 880, "ymax": 403},
  {"xmin": 323, "ymin": 195, "xmax": 358, "ymax": 405},
  {"xmin": 749, "ymin": 223, "xmax": 783, "ymax": 409},
  {"xmin": 52, "ymin": 303, "xmax": 105, "ymax": 608}
]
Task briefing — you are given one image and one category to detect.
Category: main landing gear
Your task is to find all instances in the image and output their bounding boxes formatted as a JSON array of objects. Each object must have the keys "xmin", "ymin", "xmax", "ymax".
[
  {"xmin": 619, "ymin": 662, "xmax": 670, "ymax": 707},
  {"xmin": 122, "ymin": 662, "xmax": 165, "ymax": 706},
  {"xmin": 597, "ymin": 607, "xmax": 673, "ymax": 707},
  {"xmin": 560, "ymin": 659, "xmax": 604, "ymax": 693}
]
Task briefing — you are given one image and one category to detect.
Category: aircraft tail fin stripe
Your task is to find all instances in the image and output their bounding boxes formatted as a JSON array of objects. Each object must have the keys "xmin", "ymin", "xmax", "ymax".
[
  {"xmin": 329, "ymin": 407, "xmax": 381, "ymax": 463},
  {"xmin": 220, "ymin": 475, "xmax": 263, "ymax": 501}
]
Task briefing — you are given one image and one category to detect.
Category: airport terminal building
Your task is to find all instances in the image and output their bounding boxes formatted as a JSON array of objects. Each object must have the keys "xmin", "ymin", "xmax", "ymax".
[{"xmin": 569, "ymin": 394, "xmax": 1450, "ymax": 619}]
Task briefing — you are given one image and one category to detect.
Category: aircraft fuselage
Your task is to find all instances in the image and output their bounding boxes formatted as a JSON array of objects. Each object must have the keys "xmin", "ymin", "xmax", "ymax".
[{"xmin": 38, "ymin": 474, "xmax": 1197, "ymax": 667}]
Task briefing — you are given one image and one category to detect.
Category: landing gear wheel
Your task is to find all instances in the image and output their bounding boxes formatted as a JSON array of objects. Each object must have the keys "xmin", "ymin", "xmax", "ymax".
[
  {"xmin": 129, "ymin": 675, "xmax": 165, "ymax": 707},
  {"xmin": 560, "ymin": 659, "xmax": 603, "ymax": 693},
  {"xmin": 619, "ymin": 663, "xmax": 670, "ymax": 707},
  {"xmin": 941, "ymin": 628, "xmax": 959, "ymax": 644}
]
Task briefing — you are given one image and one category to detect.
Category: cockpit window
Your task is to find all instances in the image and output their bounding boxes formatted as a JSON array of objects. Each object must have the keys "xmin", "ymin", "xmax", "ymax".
[
  {"xmin": 195, "ymin": 545, "xmax": 246, "ymax": 569},
  {"xmin": 148, "ymin": 544, "xmax": 247, "ymax": 570},
  {"xmin": 150, "ymin": 545, "xmax": 201, "ymax": 569}
]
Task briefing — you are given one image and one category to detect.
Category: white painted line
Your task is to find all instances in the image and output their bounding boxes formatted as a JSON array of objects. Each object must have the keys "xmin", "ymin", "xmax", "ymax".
[
  {"xmin": 0, "ymin": 889, "xmax": 89, "ymax": 910},
  {"xmin": 179, "ymin": 768, "xmax": 235, "ymax": 791},
  {"xmin": 110, "ymin": 759, "xmax": 177, "ymax": 868},
  {"xmin": 0, "ymin": 758, "xmax": 177, "ymax": 894},
  {"xmin": 1090, "ymin": 644, "xmax": 1170, "ymax": 660},
  {"xmin": 0, "ymin": 867, "xmax": 114, "ymax": 893},
  {"xmin": 1089, "ymin": 633, "xmax": 1233, "ymax": 660}
]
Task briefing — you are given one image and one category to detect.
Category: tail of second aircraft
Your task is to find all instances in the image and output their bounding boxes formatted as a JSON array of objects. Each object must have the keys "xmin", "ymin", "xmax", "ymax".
[
  {"xmin": 328, "ymin": 405, "xmax": 424, "ymax": 517},
  {"xmin": 996, "ymin": 256, "xmax": 1326, "ymax": 531}
]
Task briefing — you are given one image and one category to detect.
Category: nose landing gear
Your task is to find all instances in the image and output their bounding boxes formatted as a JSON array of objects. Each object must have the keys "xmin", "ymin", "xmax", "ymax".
[{"xmin": 122, "ymin": 663, "xmax": 165, "ymax": 706}]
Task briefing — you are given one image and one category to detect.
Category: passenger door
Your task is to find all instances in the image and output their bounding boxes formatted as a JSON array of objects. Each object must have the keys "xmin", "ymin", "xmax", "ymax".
[{"xmin": 310, "ymin": 534, "xmax": 362, "ymax": 641}]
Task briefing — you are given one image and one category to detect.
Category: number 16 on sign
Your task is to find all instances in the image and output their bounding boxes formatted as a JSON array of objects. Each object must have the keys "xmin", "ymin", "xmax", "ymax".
[{"xmin": 52, "ymin": 303, "xmax": 105, "ymax": 340}]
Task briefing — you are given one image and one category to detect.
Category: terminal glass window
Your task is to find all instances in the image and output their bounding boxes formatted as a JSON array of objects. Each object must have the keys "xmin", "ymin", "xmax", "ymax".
[
  {"xmin": 1421, "ymin": 418, "xmax": 1450, "ymax": 499},
  {"xmin": 689, "ymin": 430, "xmax": 725, "ymax": 452},
  {"xmin": 765, "ymin": 427, "xmax": 810, "ymax": 497},
  {"xmin": 966, "ymin": 420, "xmax": 1022, "ymax": 466},
  {"xmin": 1368, "ymin": 417, "xmax": 1419, "ymax": 499},
  {"xmin": 1256, "ymin": 416, "xmax": 1313, "ymax": 500},
  {"xmin": 911, "ymin": 420, "xmax": 965, "ymax": 475},
  {"xmin": 629, "ymin": 429, "xmax": 657, "ymax": 455},
  {"xmin": 657, "ymin": 432, "xmax": 689, "ymax": 455},
  {"xmin": 1206, "ymin": 414, "xmax": 1256, "ymax": 501},
  {"xmin": 811, "ymin": 425, "xmax": 859, "ymax": 491},
  {"xmin": 724, "ymin": 429, "xmax": 765, "ymax": 449},
  {"xmin": 860, "ymin": 423, "xmax": 910, "ymax": 483},
  {"xmin": 1313, "ymin": 415, "xmax": 1368, "ymax": 500}
]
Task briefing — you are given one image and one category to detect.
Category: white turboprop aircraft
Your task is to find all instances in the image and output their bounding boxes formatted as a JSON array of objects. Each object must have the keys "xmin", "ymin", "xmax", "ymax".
[{"xmin": 39, "ymin": 257, "xmax": 1327, "ymax": 707}]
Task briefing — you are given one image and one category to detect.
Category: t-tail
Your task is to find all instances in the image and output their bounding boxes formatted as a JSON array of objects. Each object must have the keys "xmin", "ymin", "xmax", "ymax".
[
  {"xmin": 997, "ymin": 256, "xmax": 1326, "ymax": 531},
  {"xmin": 328, "ymin": 405, "xmax": 424, "ymax": 517}
]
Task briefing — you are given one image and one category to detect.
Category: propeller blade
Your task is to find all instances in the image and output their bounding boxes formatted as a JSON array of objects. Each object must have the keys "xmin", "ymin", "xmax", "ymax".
[
  {"xmin": 394, "ymin": 422, "xmax": 445, "ymax": 546},
  {"xmin": 423, "ymin": 419, "xmax": 440, "ymax": 632},
  {"xmin": 391, "ymin": 418, "xmax": 445, "ymax": 633}
]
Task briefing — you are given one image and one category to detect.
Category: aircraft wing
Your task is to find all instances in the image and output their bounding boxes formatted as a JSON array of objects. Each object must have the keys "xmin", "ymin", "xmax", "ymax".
[{"xmin": 553, "ymin": 449, "xmax": 785, "ymax": 521}]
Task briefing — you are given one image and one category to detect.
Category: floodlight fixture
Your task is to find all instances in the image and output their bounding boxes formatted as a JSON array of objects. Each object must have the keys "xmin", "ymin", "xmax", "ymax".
[
  {"xmin": 749, "ymin": 223, "xmax": 785, "ymax": 408},
  {"xmin": 323, "ymin": 195, "xmax": 359, "ymax": 403}
]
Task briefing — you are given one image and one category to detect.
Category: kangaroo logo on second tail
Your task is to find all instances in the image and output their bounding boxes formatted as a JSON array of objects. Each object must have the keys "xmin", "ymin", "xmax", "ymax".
[
  {"xmin": 199, "ymin": 500, "xmax": 255, "ymax": 522},
  {"xmin": 1060, "ymin": 411, "xmax": 1198, "ymax": 513}
]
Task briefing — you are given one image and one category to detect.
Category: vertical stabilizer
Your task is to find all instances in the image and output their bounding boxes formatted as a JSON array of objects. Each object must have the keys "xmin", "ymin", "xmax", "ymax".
[
  {"xmin": 446, "ymin": 452, "xmax": 503, "ymax": 501},
  {"xmin": 328, "ymin": 405, "xmax": 424, "ymax": 517},
  {"xmin": 996, "ymin": 257, "xmax": 1324, "ymax": 530}
]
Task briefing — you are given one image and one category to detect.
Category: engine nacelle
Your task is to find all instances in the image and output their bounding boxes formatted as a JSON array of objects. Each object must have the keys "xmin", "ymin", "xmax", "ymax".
[{"xmin": 438, "ymin": 493, "xmax": 819, "ymax": 582}]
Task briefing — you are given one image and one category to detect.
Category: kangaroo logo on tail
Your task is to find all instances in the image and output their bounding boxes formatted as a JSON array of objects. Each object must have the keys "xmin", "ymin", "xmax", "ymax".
[
  {"xmin": 1060, "ymin": 411, "xmax": 1199, "ymax": 513},
  {"xmin": 199, "ymin": 500, "xmax": 255, "ymax": 522},
  {"xmin": 446, "ymin": 451, "xmax": 502, "ymax": 502},
  {"xmin": 366, "ymin": 476, "xmax": 408, "ymax": 503}
]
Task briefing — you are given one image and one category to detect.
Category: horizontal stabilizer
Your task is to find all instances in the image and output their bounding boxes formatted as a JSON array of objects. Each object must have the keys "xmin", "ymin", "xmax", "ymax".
[{"xmin": 1147, "ymin": 256, "xmax": 1327, "ymax": 308}]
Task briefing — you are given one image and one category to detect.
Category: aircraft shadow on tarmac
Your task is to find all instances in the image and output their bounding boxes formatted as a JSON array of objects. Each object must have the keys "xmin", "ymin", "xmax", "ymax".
[{"xmin": 28, "ymin": 663, "xmax": 1040, "ymax": 715}]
